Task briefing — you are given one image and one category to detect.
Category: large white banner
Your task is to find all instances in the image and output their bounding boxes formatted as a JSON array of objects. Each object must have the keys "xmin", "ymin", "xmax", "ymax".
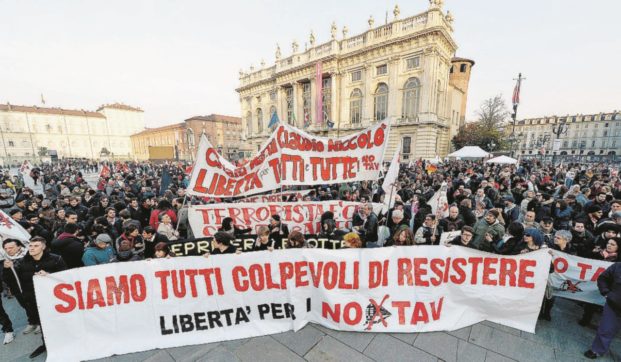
[
  {"xmin": 35, "ymin": 247, "xmax": 550, "ymax": 361},
  {"xmin": 549, "ymin": 251, "xmax": 611, "ymax": 305},
  {"xmin": 188, "ymin": 201, "xmax": 384, "ymax": 237},
  {"xmin": 187, "ymin": 120, "xmax": 390, "ymax": 198}
]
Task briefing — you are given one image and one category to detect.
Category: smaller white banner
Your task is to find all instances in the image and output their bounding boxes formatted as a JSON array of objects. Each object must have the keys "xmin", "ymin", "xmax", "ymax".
[{"xmin": 549, "ymin": 251, "xmax": 611, "ymax": 305}]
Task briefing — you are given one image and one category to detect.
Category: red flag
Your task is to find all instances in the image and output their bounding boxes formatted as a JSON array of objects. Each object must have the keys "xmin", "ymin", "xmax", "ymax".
[
  {"xmin": 185, "ymin": 165, "xmax": 193, "ymax": 175},
  {"xmin": 512, "ymin": 78, "xmax": 521, "ymax": 107},
  {"xmin": 99, "ymin": 165, "xmax": 111, "ymax": 178},
  {"xmin": 426, "ymin": 164, "xmax": 438, "ymax": 174}
]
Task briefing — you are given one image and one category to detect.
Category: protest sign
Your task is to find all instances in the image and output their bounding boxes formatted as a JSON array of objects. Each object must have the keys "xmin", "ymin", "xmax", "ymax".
[
  {"xmin": 35, "ymin": 247, "xmax": 550, "ymax": 361},
  {"xmin": 549, "ymin": 250, "xmax": 611, "ymax": 305},
  {"xmin": 188, "ymin": 201, "xmax": 383, "ymax": 237},
  {"xmin": 429, "ymin": 182, "xmax": 449, "ymax": 219},
  {"xmin": 168, "ymin": 234, "xmax": 347, "ymax": 256},
  {"xmin": 187, "ymin": 120, "xmax": 390, "ymax": 198}
]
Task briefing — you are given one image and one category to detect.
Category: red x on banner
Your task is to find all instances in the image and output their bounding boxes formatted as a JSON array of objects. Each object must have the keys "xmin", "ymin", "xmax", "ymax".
[{"xmin": 365, "ymin": 294, "xmax": 390, "ymax": 331}]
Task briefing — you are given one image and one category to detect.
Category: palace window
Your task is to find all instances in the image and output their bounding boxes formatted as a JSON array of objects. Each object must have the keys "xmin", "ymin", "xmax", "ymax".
[
  {"xmin": 351, "ymin": 70, "xmax": 362, "ymax": 82},
  {"xmin": 256, "ymin": 108, "xmax": 263, "ymax": 133},
  {"xmin": 460, "ymin": 64, "xmax": 467, "ymax": 72},
  {"xmin": 406, "ymin": 56, "xmax": 420, "ymax": 70},
  {"xmin": 373, "ymin": 83, "xmax": 388, "ymax": 121},
  {"xmin": 285, "ymin": 87, "xmax": 294, "ymax": 125},
  {"xmin": 402, "ymin": 136, "xmax": 412, "ymax": 155},
  {"xmin": 402, "ymin": 77, "xmax": 421, "ymax": 121},
  {"xmin": 8, "ymin": 141, "xmax": 14, "ymax": 147},
  {"xmin": 303, "ymin": 83, "xmax": 311, "ymax": 124},
  {"xmin": 350, "ymin": 88, "xmax": 362, "ymax": 124},
  {"xmin": 322, "ymin": 78, "xmax": 332, "ymax": 123},
  {"xmin": 376, "ymin": 64, "xmax": 387, "ymax": 76}
]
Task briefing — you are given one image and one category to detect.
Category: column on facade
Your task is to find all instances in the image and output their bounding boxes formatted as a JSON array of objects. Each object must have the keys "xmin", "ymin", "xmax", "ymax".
[
  {"xmin": 420, "ymin": 49, "xmax": 435, "ymax": 122},
  {"xmin": 309, "ymin": 76, "xmax": 317, "ymax": 127},
  {"xmin": 363, "ymin": 64, "xmax": 374, "ymax": 126},
  {"xmin": 330, "ymin": 72, "xmax": 338, "ymax": 130},
  {"xmin": 276, "ymin": 86, "xmax": 285, "ymax": 126},
  {"xmin": 388, "ymin": 57, "xmax": 400, "ymax": 121},
  {"xmin": 293, "ymin": 82, "xmax": 302, "ymax": 128}
]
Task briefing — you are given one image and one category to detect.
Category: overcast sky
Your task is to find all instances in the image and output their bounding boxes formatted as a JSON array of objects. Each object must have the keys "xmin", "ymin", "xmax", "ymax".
[{"xmin": 1, "ymin": 0, "xmax": 619, "ymax": 127}]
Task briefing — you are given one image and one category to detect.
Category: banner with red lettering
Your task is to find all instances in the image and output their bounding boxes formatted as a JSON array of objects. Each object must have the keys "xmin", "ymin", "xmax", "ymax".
[
  {"xmin": 187, "ymin": 120, "xmax": 390, "ymax": 198},
  {"xmin": 549, "ymin": 251, "xmax": 611, "ymax": 305},
  {"xmin": 188, "ymin": 201, "xmax": 384, "ymax": 237},
  {"xmin": 35, "ymin": 247, "xmax": 550, "ymax": 361}
]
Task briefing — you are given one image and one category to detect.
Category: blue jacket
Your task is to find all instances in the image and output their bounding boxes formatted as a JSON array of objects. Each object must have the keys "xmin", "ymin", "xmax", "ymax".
[{"xmin": 82, "ymin": 245, "xmax": 115, "ymax": 266}]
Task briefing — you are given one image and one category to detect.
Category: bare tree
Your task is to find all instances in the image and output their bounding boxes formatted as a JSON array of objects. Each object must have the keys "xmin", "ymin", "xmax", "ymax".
[{"xmin": 477, "ymin": 94, "xmax": 509, "ymax": 129}]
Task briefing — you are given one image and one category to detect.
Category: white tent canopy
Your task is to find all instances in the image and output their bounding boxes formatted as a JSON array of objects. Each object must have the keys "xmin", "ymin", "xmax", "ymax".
[
  {"xmin": 447, "ymin": 146, "xmax": 491, "ymax": 158},
  {"xmin": 485, "ymin": 155, "xmax": 518, "ymax": 165}
]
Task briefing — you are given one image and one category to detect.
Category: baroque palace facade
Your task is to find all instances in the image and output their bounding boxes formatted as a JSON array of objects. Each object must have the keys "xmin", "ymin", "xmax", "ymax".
[
  {"xmin": 0, "ymin": 102, "xmax": 144, "ymax": 162},
  {"xmin": 237, "ymin": 1, "xmax": 473, "ymax": 160}
]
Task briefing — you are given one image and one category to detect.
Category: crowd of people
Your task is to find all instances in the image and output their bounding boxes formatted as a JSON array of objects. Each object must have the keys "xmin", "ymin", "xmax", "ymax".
[{"xmin": 0, "ymin": 158, "xmax": 620, "ymax": 359}]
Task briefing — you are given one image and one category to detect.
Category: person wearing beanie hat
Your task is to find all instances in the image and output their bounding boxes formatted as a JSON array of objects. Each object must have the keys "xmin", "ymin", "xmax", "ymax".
[
  {"xmin": 82, "ymin": 233, "xmax": 115, "ymax": 266},
  {"xmin": 269, "ymin": 214, "xmax": 289, "ymax": 239},
  {"xmin": 503, "ymin": 195, "xmax": 520, "ymax": 224},
  {"xmin": 584, "ymin": 204, "xmax": 604, "ymax": 234},
  {"xmin": 515, "ymin": 228, "xmax": 545, "ymax": 254}
]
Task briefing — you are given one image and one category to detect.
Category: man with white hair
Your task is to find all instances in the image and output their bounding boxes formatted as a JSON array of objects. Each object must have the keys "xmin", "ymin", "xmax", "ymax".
[{"xmin": 388, "ymin": 209, "xmax": 409, "ymax": 241}]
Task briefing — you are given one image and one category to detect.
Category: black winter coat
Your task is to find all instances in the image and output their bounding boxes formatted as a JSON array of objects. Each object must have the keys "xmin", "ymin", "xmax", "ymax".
[
  {"xmin": 51, "ymin": 234, "xmax": 85, "ymax": 269},
  {"xmin": 16, "ymin": 252, "xmax": 67, "ymax": 297}
]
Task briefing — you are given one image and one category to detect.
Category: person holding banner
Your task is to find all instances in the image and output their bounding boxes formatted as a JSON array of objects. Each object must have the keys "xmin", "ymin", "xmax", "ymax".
[
  {"xmin": 472, "ymin": 209, "xmax": 504, "ymax": 252},
  {"xmin": 585, "ymin": 261, "xmax": 621, "ymax": 359},
  {"xmin": 210, "ymin": 231, "xmax": 238, "ymax": 255},
  {"xmin": 268, "ymin": 215, "xmax": 289, "ymax": 239},
  {"xmin": 447, "ymin": 226, "xmax": 477, "ymax": 249},
  {"xmin": 253, "ymin": 226, "xmax": 280, "ymax": 251},
  {"xmin": 7, "ymin": 236, "xmax": 67, "ymax": 358}
]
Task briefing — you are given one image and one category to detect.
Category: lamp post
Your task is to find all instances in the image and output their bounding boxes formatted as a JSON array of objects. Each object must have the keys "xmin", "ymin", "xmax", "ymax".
[
  {"xmin": 486, "ymin": 140, "xmax": 497, "ymax": 153},
  {"xmin": 535, "ymin": 134, "xmax": 551, "ymax": 163},
  {"xmin": 551, "ymin": 119, "xmax": 568, "ymax": 165}
]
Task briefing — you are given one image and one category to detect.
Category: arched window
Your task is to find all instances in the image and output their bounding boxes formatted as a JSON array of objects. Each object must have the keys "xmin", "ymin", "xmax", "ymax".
[
  {"xmin": 256, "ymin": 108, "xmax": 263, "ymax": 133},
  {"xmin": 246, "ymin": 111, "xmax": 252, "ymax": 135},
  {"xmin": 402, "ymin": 78, "xmax": 420, "ymax": 121},
  {"xmin": 373, "ymin": 83, "xmax": 388, "ymax": 121},
  {"xmin": 350, "ymin": 88, "xmax": 362, "ymax": 124}
]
